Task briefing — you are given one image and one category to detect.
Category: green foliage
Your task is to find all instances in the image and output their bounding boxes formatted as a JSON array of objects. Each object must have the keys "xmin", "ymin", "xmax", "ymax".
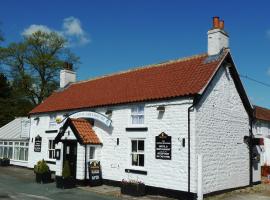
[
  {"xmin": 0, "ymin": 73, "xmax": 34, "ymax": 127},
  {"xmin": 62, "ymin": 160, "xmax": 71, "ymax": 179},
  {"xmin": 1, "ymin": 30, "xmax": 79, "ymax": 105},
  {"xmin": 34, "ymin": 159, "xmax": 50, "ymax": 174}
]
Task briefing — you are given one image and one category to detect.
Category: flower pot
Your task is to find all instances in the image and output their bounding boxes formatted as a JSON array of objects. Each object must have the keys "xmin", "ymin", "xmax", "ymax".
[
  {"xmin": 35, "ymin": 173, "xmax": 42, "ymax": 183},
  {"xmin": 56, "ymin": 176, "xmax": 76, "ymax": 189},
  {"xmin": 1, "ymin": 159, "xmax": 10, "ymax": 166},
  {"xmin": 35, "ymin": 172, "xmax": 52, "ymax": 184},
  {"xmin": 56, "ymin": 176, "xmax": 64, "ymax": 188},
  {"xmin": 121, "ymin": 183, "xmax": 145, "ymax": 196}
]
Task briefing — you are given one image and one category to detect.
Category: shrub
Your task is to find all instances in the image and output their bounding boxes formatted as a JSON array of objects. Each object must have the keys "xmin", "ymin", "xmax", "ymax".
[
  {"xmin": 34, "ymin": 159, "xmax": 50, "ymax": 174},
  {"xmin": 62, "ymin": 160, "xmax": 71, "ymax": 179}
]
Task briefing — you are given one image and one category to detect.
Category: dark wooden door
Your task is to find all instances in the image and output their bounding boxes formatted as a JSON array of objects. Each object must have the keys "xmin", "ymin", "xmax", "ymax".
[{"xmin": 63, "ymin": 141, "xmax": 77, "ymax": 179}]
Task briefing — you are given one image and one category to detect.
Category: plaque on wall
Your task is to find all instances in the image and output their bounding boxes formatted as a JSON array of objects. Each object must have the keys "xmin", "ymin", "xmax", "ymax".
[
  {"xmin": 34, "ymin": 135, "xmax": 42, "ymax": 152},
  {"xmin": 155, "ymin": 132, "xmax": 171, "ymax": 160},
  {"xmin": 88, "ymin": 161, "xmax": 102, "ymax": 186}
]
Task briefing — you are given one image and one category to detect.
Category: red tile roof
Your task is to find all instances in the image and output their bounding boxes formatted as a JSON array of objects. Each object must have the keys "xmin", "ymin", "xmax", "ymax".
[
  {"xmin": 254, "ymin": 106, "xmax": 270, "ymax": 122},
  {"xmin": 30, "ymin": 53, "xmax": 226, "ymax": 114},
  {"xmin": 70, "ymin": 118, "xmax": 101, "ymax": 144}
]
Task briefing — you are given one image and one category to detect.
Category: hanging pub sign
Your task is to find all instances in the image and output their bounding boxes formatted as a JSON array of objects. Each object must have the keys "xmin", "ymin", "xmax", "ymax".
[
  {"xmin": 34, "ymin": 135, "xmax": 42, "ymax": 152},
  {"xmin": 155, "ymin": 132, "xmax": 171, "ymax": 160},
  {"xmin": 88, "ymin": 161, "xmax": 102, "ymax": 186}
]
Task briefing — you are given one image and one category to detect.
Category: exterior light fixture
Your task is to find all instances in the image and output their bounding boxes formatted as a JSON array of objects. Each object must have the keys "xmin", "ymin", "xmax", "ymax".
[
  {"xmin": 105, "ymin": 110, "xmax": 113, "ymax": 116},
  {"xmin": 157, "ymin": 106, "xmax": 165, "ymax": 112}
]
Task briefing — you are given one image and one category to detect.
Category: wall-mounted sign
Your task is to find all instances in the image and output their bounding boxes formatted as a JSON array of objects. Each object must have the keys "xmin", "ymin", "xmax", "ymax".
[
  {"xmin": 34, "ymin": 135, "xmax": 42, "ymax": 152},
  {"xmin": 88, "ymin": 161, "xmax": 102, "ymax": 186},
  {"xmin": 55, "ymin": 149, "xmax": 61, "ymax": 160},
  {"xmin": 155, "ymin": 132, "xmax": 171, "ymax": 160},
  {"xmin": 61, "ymin": 111, "xmax": 112, "ymax": 127}
]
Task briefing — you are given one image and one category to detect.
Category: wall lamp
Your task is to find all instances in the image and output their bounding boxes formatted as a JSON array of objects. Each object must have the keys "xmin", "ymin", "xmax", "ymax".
[{"xmin": 157, "ymin": 106, "xmax": 165, "ymax": 112}]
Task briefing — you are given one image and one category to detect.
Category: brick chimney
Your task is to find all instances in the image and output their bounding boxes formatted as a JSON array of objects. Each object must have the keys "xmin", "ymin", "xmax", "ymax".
[
  {"xmin": 60, "ymin": 62, "xmax": 76, "ymax": 88},
  {"xmin": 207, "ymin": 17, "xmax": 229, "ymax": 56}
]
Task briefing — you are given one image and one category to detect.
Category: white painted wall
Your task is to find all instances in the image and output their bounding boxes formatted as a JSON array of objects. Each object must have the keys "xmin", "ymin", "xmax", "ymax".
[
  {"xmin": 207, "ymin": 29, "xmax": 229, "ymax": 56},
  {"xmin": 195, "ymin": 65, "xmax": 251, "ymax": 194},
  {"xmin": 29, "ymin": 98, "xmax": 194, "ymax": 192}
]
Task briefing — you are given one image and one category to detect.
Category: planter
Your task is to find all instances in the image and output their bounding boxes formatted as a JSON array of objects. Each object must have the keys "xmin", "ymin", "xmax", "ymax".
[
  {"xmin": 121, "ymin": 183, "xmax": 145, "ymax": 197},
  {"xmin": 262, "ymin": 166, "xmax": 270, "ymax": 177},
  {"xmin": 35, "ymin": 172, "xmax": 52, "ymax": 184},
  {"xmin": 0, "ymin": 158, "xmax": 10, "ymax": 166},
  {"xmin": 56, "ymin": 176, "xmax": 76, "ymax": 189}
]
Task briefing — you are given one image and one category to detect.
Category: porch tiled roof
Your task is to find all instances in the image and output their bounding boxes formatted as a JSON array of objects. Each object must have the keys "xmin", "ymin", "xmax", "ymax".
[{"xmin": 70, "ymin": 118, "xmax": 101, "ymax": 145}]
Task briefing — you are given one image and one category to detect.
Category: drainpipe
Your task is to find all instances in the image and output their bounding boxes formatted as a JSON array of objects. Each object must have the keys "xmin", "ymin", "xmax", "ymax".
[
  {"xmin": 187, "ymin": 96, "xmax": 200, "ymax": 193},
  {"xmin": 85, "ymin": 145, "xmax": 87, "ymax": 185},
  {"xmin": 188, "ymin": 104, "xmax": 193, "ymax": 193},
  {"xmin": 249, "ymin": 114, "xmax": 254, "ymax": 186}
]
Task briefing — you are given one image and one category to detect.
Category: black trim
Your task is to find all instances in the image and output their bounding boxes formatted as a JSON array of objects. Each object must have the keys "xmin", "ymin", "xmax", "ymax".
[
  {"xmin": 103, "ymin": 179, "xmax": 196, "ymax": 200},
  {"xmin": 125, "ymin": 169, "xmax": 147, "ymax": 175},
  {"xmin": 204, "ymin": 185, "xmax": 249, "ymax": 198},
  {"xmin": 45, "ymin": 160, "xmax": 56, "ymax": 165},
  {"xmin": 253, "ymin": 181, "xmax": 261, "ymax": 185},
  {"xmin": 45, "ymin": 130, "xmax": 58, "ymax": 133},
  {"xmin": 126, "ymin": 127, "xmax": 148, "ymax": 132}
]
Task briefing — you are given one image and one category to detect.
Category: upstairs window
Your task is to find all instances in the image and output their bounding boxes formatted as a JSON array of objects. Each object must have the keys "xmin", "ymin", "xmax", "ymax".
[
  {"xmin": 49, "ymin": 115, "xmax": 56, "ymax": 128},
  {"xmin": 131, "ymin": 106, "xmax": 144, "ymax": 125}
]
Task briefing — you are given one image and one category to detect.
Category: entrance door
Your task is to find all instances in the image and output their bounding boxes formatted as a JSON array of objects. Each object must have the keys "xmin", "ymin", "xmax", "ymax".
[{"xmin": 63, "ymin": 141, "xmax": 77, "ymax": 179}]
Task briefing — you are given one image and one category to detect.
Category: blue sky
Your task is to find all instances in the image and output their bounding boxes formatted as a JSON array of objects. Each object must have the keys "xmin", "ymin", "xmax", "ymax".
[{"xmin": 0, "ymin": 0, "xmax": 269, "ymax": 108}]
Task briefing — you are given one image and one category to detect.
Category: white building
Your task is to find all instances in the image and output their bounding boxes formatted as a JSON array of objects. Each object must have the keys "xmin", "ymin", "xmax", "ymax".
[
  {"xmin": 0, "ymin": 117, "xmax": 30, "ymax": 167},
  {"xmin": 27, "ymin": 17, "xmax": 260, "ymax": 199},
  {"xmin": 253, "ymin": 106, "xmax": 270, "ymax": 166}
]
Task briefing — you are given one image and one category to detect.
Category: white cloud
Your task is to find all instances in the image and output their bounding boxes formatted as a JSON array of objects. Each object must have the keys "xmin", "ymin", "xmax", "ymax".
[
  {"xmin": 22, "ymin": 17, "xmax": 90, "ymax": 46},
  {"xmin": 22, "ymin": 24, "xmax": 53, "ymax": 36}
]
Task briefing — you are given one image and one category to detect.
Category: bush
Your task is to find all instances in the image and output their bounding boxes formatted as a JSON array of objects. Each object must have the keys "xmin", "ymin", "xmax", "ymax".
[
  {"xmin": 34, "ymin": 159, "xmax": 50, "ymax": 174},
  {"xmin": 62, "ymin": 160, "xmax": 71, "ymax": 179}
]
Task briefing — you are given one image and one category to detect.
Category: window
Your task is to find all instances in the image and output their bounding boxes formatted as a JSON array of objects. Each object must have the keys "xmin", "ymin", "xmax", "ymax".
[
  {"xmin": 131, "ymin": 139, "xmax": 145, "ymax": 167},
  {"xmin": 48, "ymin": 140, "xmax": 55, "ymax": 159},
  {"xmin": 14, "ymin": 142, "xmax": 28, "ymax": 161},
  {"xmin": 89, "ymin": 146, "xmax": 95, "ymax": 160},
  {"xmin": 49, "ymin": 115, "xmax": 56, "ymax": 128},
  {"xmin": 0, "ymin": 141, "xmax": 28, "ymax": 161},
  {"xmin": 131, "ymin": 106, "xmax": 144, "ymax": 125}
]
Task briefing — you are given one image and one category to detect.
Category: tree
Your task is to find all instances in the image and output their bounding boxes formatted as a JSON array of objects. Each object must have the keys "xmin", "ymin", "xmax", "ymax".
[
  {"xmin": 0, "ymin": 73, "xmax": 33, "ymax": 127},
  {"xmin": 2, "ymin": 31, "xmax": 79, "ymax": 105}
]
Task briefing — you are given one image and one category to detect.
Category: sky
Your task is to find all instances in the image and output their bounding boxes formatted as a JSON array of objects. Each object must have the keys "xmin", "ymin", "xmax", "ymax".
[{"xmin": 0, "ymin": 0, "xmax": 269, "ymax": 108}]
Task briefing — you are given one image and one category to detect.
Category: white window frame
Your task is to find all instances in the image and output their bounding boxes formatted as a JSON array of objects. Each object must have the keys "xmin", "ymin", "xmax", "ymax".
[
  {"xmin": 48, "ymin": 140, "xmax": 56, "ymax": 160},
  {"xmin": 131, "ymin": 105, "xmax": 145, "ymax": 125},
  {"xmin": 130, "ymin": 139, "xmax": 145, "ymax": 168}
]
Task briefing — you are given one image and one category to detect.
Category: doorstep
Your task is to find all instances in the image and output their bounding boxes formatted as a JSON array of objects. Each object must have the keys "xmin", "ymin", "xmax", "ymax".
[{"xmin": 78, "ymin": 185, "xmax": 176, "ymax": 200}]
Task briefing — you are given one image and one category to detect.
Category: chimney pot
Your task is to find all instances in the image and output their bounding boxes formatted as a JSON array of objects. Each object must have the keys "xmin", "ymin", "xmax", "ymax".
[
  {"xmin": 219, "ymin": 20, "xmax": 224, "ymax": 30},
  {"xmin": 63, "ymin": 62, "xmax": 73, "ymax": 71},
  {"xmin": 213, "ymin": 16, "xmax": 220, "ymax": 29}
]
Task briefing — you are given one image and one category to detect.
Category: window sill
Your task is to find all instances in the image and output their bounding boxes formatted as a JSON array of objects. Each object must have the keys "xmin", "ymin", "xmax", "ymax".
[
  {"xmin": 125, "ymin": 168, "xmax": 147, "ymax": 175},
  {"xmin": 126, "ymin": 127, "xmax": 148, "ymax": 132}
]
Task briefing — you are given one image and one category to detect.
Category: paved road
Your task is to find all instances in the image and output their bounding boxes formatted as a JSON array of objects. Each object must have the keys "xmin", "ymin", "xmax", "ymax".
[{"xmin": 0, "ymin": 166, "xmax": 119, "ymax": 200}]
